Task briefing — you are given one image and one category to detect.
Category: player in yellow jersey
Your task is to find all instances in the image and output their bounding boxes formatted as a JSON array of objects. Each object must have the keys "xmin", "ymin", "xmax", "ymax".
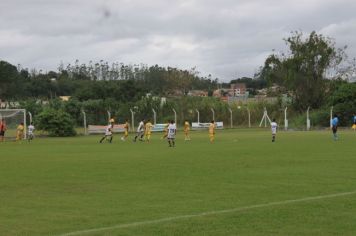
[
  {"xmin": 209, "ymin": 120, "xmax": 215, "ymax": 143},
  {"xmin": 162, "ymin": 120, "xmax": 169, "ymax": 139},
  {"xmin": 121, "ymin": 119, "xmax": 130, "ymax": 141},
  {"xmin": 184, "ymin": 120, "xmax": 190, "ymax": 141},
  {"xmin": 16, "ymin": 122, "xmax": 25, "ymax": 141},
  {"xmin": 145, "ymin": 119, "xmax": 153, "ymax": 142}
]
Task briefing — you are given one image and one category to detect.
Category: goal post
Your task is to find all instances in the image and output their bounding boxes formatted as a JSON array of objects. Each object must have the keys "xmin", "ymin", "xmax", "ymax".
[{"xmin": 0, "ymin": 109, "xmax": 27, "ymax": 140}]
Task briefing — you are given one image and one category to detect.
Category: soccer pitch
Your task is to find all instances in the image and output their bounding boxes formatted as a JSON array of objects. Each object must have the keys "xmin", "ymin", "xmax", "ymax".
[{"xmin": 1, "ymin": 129, "xmax": 356, "ymax": 236}]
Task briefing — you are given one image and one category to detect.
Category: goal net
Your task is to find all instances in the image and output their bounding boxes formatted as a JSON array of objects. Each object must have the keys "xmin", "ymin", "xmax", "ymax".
[{"xmin": 0, "ymin": 109, "xmax": 27, "ymax": 140}]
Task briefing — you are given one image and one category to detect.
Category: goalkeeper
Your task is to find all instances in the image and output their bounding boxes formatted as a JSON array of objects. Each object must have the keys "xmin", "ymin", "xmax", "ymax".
[{"xmin": 0, "ymin": 118, "xmax": 6, "ymax": 142}]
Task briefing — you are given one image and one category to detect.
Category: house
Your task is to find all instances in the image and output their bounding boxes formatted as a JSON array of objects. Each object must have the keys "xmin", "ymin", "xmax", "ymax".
[
  {"xmin": 59, "ymin": 96, "xmax": 71, "ymax": 102},
  {"xmin": 230, "ymin": 83, "xmax": 247, "ymax": 96},
  {"xmin": 188, "ymin": 90, "xmax": 208, "ymax": 97}
]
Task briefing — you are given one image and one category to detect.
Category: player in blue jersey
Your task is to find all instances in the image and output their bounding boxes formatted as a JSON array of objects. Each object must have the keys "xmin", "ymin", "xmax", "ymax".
[{"xmin": 331, "ymin": 115, "xmax": 339, "ymax": 141}]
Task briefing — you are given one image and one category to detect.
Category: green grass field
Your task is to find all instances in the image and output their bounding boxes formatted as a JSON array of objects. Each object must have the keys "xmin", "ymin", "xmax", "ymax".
[{"xmin": 1, "ymin": 129, "xmax": 356, "ymax": 236}]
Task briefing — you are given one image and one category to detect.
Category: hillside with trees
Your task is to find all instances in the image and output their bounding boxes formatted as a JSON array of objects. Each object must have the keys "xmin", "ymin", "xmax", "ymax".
[{"xmin": 0, "ymin": 61, "xmax": 218, "ymax": 101}]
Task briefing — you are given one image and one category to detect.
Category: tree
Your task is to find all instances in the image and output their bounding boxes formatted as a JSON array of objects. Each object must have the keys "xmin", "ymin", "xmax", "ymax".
[
  {"xmin": 35, "ymin": 108, "xmax": 76, "ymax": 137},
  {"xmin": 328, "ymin": 82, "xmax": 356, "ymax": 125},
  {"xmin": 0, "ymin": 60, "xmax": 25, "ymax": 99},
  {"xmin": 261, "ymin": 31, "xmax": 346, "ymax": 111}
]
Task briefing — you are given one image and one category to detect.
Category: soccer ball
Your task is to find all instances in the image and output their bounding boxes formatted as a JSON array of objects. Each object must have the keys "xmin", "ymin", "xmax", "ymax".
[
  {"xmin": 109, "ymin": 118, "xmax": 115, "ymax": 123},
  {"xmin": 237, "ymin": 106, "xmax": 241, "ymax": 109}
]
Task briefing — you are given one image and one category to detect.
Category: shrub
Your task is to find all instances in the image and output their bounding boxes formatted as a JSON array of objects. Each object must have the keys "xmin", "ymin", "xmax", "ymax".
[
  {"xmin": 309, "ymin": 109, "xmax": 329, "ymax": 127},
  {"xmin": 35, "ymin": 108, "xmax": 76, "ymax": 137}
]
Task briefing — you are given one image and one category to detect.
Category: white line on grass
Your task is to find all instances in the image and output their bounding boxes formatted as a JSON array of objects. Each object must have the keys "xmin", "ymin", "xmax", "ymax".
[{"xmin": 59, "ymin": 190, "xmax": 356, "ymax": 236}]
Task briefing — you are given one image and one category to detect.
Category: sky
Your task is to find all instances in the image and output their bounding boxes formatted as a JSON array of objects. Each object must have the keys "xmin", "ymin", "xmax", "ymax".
[{"xmin": 0, "ymin": 0, "xmax": 355, "ymax": 81}]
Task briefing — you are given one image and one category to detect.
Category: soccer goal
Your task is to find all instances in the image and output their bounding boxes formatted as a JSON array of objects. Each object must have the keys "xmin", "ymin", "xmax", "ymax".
[{"xmin": 0, "ymin": 109, "xmax": 27, "ymax": 140}]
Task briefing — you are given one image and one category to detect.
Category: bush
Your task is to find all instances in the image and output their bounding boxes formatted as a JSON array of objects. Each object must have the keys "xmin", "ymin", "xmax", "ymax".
[
  {"xmin": 35, "ymin": 108, "xmax": 77, "ymax": 137},
  {"xmin": 309, "ymin": 109, "xmax": 329, "ymax": 127},
  {"xmin": 329, "ymin": 83, "xmax": 356, "ymax": 126}
]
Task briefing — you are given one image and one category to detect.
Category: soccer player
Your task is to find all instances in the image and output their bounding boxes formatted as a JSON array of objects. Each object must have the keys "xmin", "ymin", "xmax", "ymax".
[
  {"xmin": 28, "ymin": 122, "xmax": 35, "ymax": 142},
  {"xmin": 134, "ymin": 119, "xmax": 145, "ymax": 142},
  {"xmin": 332, "ymin": 114, "xmax": 339, "ymax": 141},
  {"xmin": 271, "ymin": 118, "xmax": 278, "ymax": 142},
  {"xmin": 0, "ymin": 118, "xmax": 6, "ymax": 142},
  {"xmin": 16, "ymin": 122, "xmax": 25, "ymax": 141},
  {"xmin": 184, "ymin": 120, "xmax": 190, "ymax": 141},
  {"xmin": 162, "ymin": 120, "xmax": 170, "ymax": 139},
  {"xmin": 145, "ymin": 119, "xmax": 153, "ymax": 142},
  {"xmin": 99, "ymin": 123, "xmax": 113, "ymax": 143},
  {"xmin": 121, "ymin": 119, "xmax": 130, "ymax": 141},
  {"xmin": 352, "ymin": 114, "xmax": 356, "ymax": 131},
  {"xmin": 167, "ymin": 120, "xmax": 176, "ymax": 147},
  {"xmin": 209, "ymin": 120, "xmax": 215, "ymax": 143}
]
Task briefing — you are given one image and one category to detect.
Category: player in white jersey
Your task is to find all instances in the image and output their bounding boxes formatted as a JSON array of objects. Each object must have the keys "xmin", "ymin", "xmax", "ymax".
[
  {"xmin": 133, "ymin": 119, "xmax": 145, "ymax": 142},
  {"xmin": 28, "ymin": 122, "xmax": 35, "ymax": 142},
  {"xmin": 167, "ymin": 120, "xmax": 176, "ymax": 147},
  {"xmin": 99, "ymin": 123, "xmax": 113, "ymax": 143},
  {"xmin": 271, "ymin": 118, "xmax": 278, "ymax": 142}
]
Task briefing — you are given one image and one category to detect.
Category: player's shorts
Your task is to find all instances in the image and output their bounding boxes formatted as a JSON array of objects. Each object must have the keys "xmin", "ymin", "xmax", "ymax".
[
  {"xmin": 167, "ymin": 134, "xmax": 175, "ymax": 139},
  {"xmin": 0, "ymin": 131, "xmax": 4, "ymax": 136},
  {"xmin": 332, "ymin": 126, "xmax": 337, "ymax": 133},
  {"xmin": 16, "ymin": 132, "xmax": 24, "ymax": 140}
]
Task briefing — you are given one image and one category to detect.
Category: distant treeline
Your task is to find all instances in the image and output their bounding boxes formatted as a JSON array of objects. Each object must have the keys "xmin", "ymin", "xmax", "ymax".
[
  {"xmin": 0, "ymin": 60, "xmax": 219, "ymax": 101},
  {"xmin": 0, "ymin": 60, "xmax": 269, "ymax": 102}
]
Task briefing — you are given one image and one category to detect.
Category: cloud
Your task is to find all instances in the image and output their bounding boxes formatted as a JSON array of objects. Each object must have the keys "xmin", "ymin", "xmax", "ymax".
[{"xmin": 0, "ymin": 0, "xmax": 355, "ymax": 81}]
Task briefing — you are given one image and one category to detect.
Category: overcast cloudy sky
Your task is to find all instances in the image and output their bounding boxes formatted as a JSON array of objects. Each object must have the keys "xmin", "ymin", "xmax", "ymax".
[{"xmin": 0, "ymin": 0, "xmax": 355, "ymax": 81}]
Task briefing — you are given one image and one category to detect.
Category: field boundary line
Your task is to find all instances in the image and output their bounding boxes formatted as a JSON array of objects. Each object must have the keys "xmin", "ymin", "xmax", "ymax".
[{"xmin": 59, "ymin": 190, "xmax": 356, "ymax": 236}]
